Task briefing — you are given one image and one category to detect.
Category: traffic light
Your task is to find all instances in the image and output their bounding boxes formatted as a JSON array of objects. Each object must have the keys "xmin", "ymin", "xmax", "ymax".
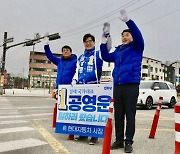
[
  {"xmin": 25, "ymin": 40, "xmax": 35, "ymax": 46},
  {"xmin": 48, "ymin": 33, "xmax": 61, "ymax": 41}
]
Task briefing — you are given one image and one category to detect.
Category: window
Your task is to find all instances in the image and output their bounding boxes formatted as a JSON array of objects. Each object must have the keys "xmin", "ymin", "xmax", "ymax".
[
  {"xmin": 46, "ymin": 68, "xmax": 53, "ymax": 72},
  {"xmin": 179, "ymin": 68, "xmax": 180, "ymax": 74},
  {"xmin": 142, "ymin": 65, "xmax": 148, "ymax": 69},
  {"xmin": 159, "ymin": 69, "xmax": 161, "ymax": 72},
  {"xmin": 168, "ymin": 83, "xmax": 175, "ymax": 89},
  {"xmin": 153, "ymin": 82, "xmax": 160, "ymax": 89},
  {"xmin": 155, "ymin": 68, "xmax": 158, "ymax": 73},
  {"xmin": 33, "ymin": 68, "xmax": 45, "ymax": 71},
  {"xmin": 102, "ymin": 71, "xmax": 111, "ymax": 76},
  {"xmin": 34, "ymin": 59, "xmax": 46, "ymax": 63},
  {"xmin": 142, "ymin": 73, "xmax": 148, "ymax": 77},
  {"xmin": 150, "ymin": 67, "xmax": 153, "ymax": 72},
  {"xmin": 159, "ymin": 82, "xmax": 169, "ymax": 89},
  {"xmin": 108, "ymin": 62, "xmax": 111, "ymax": 67}
]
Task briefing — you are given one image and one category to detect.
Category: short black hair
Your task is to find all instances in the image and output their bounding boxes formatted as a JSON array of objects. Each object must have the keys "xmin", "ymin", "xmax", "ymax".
[
  {"xmin": 61, "ymin": 45, "xmax": 72, "ymax": 52},
  {"xmin": 83, "ymin": 33, "xmax": 95, "ymax": 42},
  {"xmin": 121, "ymin": 29, "xmax": 131, "ymax": 36}
]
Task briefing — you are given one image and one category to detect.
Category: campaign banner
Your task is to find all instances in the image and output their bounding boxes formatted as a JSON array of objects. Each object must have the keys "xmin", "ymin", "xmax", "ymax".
[{"xmin": 55, "ymin": 84, "xmax": 113, "ymax": 138}]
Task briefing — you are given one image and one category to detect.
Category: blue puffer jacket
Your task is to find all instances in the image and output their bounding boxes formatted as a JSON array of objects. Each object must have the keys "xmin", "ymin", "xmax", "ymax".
[
  {"xmin": 100, "ymin": 19, "xmax": 144, "ymax": 85},
  {"xmin": 77, "ymin": 47, "xmax": 103, "ymax": 84},
  {"xmin": 44, "ymin": 45, "xmax": 77, "ymax": 88}
]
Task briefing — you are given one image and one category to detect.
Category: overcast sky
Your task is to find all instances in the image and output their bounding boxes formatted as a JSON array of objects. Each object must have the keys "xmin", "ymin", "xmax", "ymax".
[{"xmin": 0, "ymin": 0, "xmax": 180, "ymax": 77}]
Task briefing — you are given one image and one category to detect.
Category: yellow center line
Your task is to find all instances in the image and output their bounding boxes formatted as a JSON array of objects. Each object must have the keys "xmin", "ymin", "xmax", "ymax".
[{"xmin": 32, "ymin": 120, "xmax": 70, "ymax": 154}]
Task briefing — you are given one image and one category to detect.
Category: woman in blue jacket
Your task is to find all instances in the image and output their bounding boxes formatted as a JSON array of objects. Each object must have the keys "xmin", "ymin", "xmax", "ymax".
[{"xmin": 100, "ymin": 10, "xmax": 144, "ymax": 153}]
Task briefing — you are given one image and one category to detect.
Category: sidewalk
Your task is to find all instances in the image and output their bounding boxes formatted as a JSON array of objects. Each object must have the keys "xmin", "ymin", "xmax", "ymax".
[{"xmin": 1, "ymin": 88, "xmax": 52, "ymax": 97}]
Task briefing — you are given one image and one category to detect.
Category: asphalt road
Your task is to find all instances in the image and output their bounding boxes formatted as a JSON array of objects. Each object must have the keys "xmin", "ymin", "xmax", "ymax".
[{"xmin": 0, "ymin": 96, "xmax": 179, "ymax": 154}]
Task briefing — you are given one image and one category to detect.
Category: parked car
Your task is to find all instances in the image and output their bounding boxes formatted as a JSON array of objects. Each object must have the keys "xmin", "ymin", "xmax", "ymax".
[{"xmin": 137, "ymin": 80, "xmax": 177, "ymax": 110}]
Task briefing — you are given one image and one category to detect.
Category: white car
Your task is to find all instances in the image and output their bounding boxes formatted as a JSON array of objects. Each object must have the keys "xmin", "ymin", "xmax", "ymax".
[{"xmin": 137, "ymin": 80, "xmax": 177, "ymax": 110}]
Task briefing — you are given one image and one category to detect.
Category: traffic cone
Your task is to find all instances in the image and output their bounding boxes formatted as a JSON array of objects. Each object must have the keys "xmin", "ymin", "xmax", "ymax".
[
  {"xmin": 52, "ymin": 101, "xmax": 57, "ymax": 128},
  {"xmin": 175, "ymin": 104, "xmax": 180, "ymax": 154},
  {"xmin": 68, "ymin": 135, "xmax": 74, "ymax": 140},
  {"xmin": 149, "ymin": 96, "xmax": 163, "ymax": 138},
  {"xmin": 102, "ymin": 98, "xmax": 114, "ymax": 154}
]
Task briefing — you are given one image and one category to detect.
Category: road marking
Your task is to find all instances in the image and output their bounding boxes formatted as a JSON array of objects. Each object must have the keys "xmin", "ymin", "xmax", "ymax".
[
  {"xmin": 0, "ymin": 127, "xmax": 35, "ymax": 134},
  {"xmin": 0, "ymin": 120, "xmax": 28, "ymax": 125},
  {"xmin": 0, "ymin": 109, "xmax": 19, "ymax": 112},
  {"xmin": 0, "ymin": 112, "xmax": 20, "ymax": 115},
  {"xmin": 33, "ymin": 120, "xmax": 70, "ymax": 154},
  {"xmin": 136, "ymin": 128, "xmax": 174, "ymax": 131},
  {"xmin": 0, "ymin": 106, "xmax": 53, "ymax": 110},
  {"xmin": 0, "ymin": 138, "xmax": 48, "ymax": 153},
  {"xmin": 33, "ymin": 118, "xmax": 51, "ymax": 121},
  {"xmin": 137, "ymin": 112, "xmax": 174, "ymax": 120},
  {"xmin": 136, "ymin": 118, "xmax": 174, "ymax": 121},
  {"xmin": 0, "ymin": 113, "xmax": 53, "ymax": 119}
]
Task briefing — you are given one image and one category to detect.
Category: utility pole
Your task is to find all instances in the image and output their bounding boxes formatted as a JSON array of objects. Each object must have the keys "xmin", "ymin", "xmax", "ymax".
[
  {"xmin": 0, "ymin": 32, "xmax": 60, "ymax": 95},
  {"xmin": 0, "ymin": 32, "xmax": 8, "ymax": 94},
  {"xmin": 2, "ymin": 32, "xmax": 7, "ymax": 74}
]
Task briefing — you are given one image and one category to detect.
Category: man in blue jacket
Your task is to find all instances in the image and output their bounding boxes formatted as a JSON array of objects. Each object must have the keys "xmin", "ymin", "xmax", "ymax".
[
  {"xmin": 100, "ymin": 10, "xmax": 144, "ymax": 153},
  {"xmin": 72, "ymin": 33, "xmax": 103, "ymax": 145},
  {"xmin": 44, "ymin": 37, "xmax": 77, "ymax": 88}
]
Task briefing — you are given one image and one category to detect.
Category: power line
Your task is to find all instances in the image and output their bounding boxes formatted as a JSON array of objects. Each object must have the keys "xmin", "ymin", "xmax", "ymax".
[
  {"xmin": 142, "ymin": 8, "xmax": 180, "ymax": 26},
  {"xmin": 61, "ymin": 0, "xmax": 141, "ymax": 35},
  {"xmin": 62, "ymin": 0, "xmax": 156, "ymax": 38}
]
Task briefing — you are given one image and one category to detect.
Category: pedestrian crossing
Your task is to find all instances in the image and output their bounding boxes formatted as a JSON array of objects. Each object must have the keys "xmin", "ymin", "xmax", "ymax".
[
  {"xmin": 0, "ymin": 138, "xmax": 48, "ymax": 153},
  {"xmin": 0, "ymin": 120, "xmax": 28, "ymax": 125},
  {"xmin": 0, "ymin": 97, "xmax": 54, "ymax": 153}
]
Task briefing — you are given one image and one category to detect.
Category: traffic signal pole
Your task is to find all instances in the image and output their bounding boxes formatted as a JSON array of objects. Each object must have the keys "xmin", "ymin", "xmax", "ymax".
[{"xmin": 0, "ymin": 32, "xmax": 61, "ymax": 95}]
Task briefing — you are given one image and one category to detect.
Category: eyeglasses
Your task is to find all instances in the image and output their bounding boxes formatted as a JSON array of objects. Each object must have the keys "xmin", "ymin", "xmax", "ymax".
[{"xmin": 84, "ymin": 40, "xmax": 94, "ymax": 44}]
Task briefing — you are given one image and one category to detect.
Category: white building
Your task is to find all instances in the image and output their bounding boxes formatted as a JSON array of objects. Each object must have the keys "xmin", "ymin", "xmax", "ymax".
[
  {"xmin": 101, "ymin": 62, "xmax": 114, "ymax": 82},
  {"xmin": 102, "ymin": 56, "xmax": 169, "ymax": 82},
  {"xmin": 141, "ymin": 56, "xmax": 166, "ymax": 81},
  {"xmin": 171, "ymin": 61, "xmax": 180, "ymax": 86}
]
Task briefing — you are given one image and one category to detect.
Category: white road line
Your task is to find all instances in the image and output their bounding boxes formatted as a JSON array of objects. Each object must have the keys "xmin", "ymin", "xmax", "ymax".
[
  {"xmin": 0, "ymin": 110, "xmax": 19, "ymax": 113},
  {"xmin": 0, "ymin": 138, "xmax": 48, "ymax": 153},
  {"xmin": 0, "ymin": 112, "xmax": 20, "ymax": 115},
  {"xmin": 0, "ymin": 106, "xmax": 53, "ymax": 110},
  {"xmin": 0, "ymin": 120, "xmax": 28, "ymax": 125},
  {"xmin": 0, "ymin": 127, "xmax": 35, "ymax": 134},
  {"xmin": 0, "ymin": 113, "xmax": 53, "ymax": 119}
]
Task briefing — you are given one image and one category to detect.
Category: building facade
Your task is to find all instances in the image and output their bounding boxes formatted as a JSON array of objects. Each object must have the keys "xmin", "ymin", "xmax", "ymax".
[
  {"xmin": 29, "ymin": 51, "xmax": 62, "ymax": 89},
  {"xmin": 29, "ymin": 51, "xmax": 180, "ymax": 87},
  {"xmin": 171, "ymin": 61, "xmax": 180, "ymax": 86},
  {"xmin": 141, "ymin": 56, "xmax": 167, "ymax": 81}
]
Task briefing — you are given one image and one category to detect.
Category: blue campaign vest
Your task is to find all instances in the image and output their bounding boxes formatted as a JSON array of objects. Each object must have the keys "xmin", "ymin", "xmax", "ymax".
[{"xmin": 77, "ymin": 49, "xmax": 103, "ymax": 84}]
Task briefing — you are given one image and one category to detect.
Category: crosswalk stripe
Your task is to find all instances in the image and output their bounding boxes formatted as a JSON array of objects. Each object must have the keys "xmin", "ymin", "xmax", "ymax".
[
  {"xmin": 0, "ymin": 106, "xmax": 53, "ymax": 110},
  {"xmin": 0, "ymin": 120, "xmax": 28, "ymax": 125},
  {"xmin": 0, "ymin": 110, "xmax": 19, "ymax": 113},
  {"xmin": 0, "ymin": 127, "xmax": 35, "ymax": 134},
  {"xmin": 0, "ymin": 113, "xmax": 52, "ymax": 119},
  {"xmin": 0, "ymin": 138, "xmax": 48, "ymax": 153},
  {"xmin": 0, "ymin": 112, "xmax": 20, "ymax": 115}
]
